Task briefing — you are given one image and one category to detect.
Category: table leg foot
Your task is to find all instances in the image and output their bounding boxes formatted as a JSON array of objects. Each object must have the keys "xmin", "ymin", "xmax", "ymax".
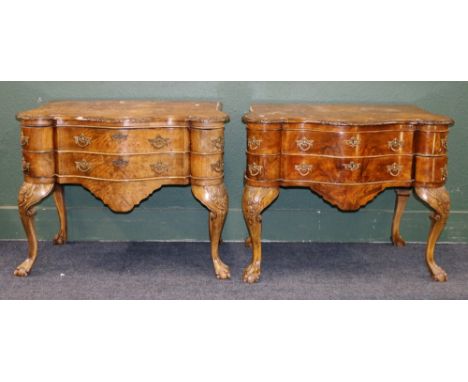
[
  {"xmin": 415, "ymin": 186, "xmax": 450, "ymax": 282},
  {"xmin": 15, "ymin": 182, "xmax": 54, "ymax": 277},
  {"xmin": 391, "ymin": 189, "xmax": 411, "ymax": 247},
  {"xmin": 192, "ymin": 184, "xmax": 230, "ymax": 280},
  {"xmin": 242, "ymin": 185, "xmax": 279, "ymax": 284},
  {"xmin": 243, "ymin": 261, "xmax": 261, "ymax": 284},
  {"xmin": 53, "ymin": 184, "xmax": 67, "ymax": 245}
]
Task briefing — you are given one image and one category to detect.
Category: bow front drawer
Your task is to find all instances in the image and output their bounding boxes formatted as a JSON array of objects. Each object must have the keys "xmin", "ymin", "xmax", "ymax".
[
  {"xmin": 57, "ymin": 127, "xmax": 189, "ymax": 153},
  {"xmin": 282, "ymin": 130, "xmax": 413, "ymax": 156},
  {"xmin": 57, "ymin": 152, "xmax": 190, "ymax": 180},
  {"xmin": 282, "ymin": 155, "xmax": 412, "ymax": 183}
]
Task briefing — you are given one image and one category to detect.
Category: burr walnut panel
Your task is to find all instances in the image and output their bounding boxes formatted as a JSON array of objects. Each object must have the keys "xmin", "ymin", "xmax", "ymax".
[
  {"xmin": 14, "ymin": 100, "xmax": 230, "ymax": 279},
  {"xmin": 20, "ymin": 126, "xmax": 54, "ymax": 152},
  {"xmin": 57, "ymin": 152, "xmax": 190, "ymax": 180},
  {"xmin": 56, "ymin": 127, "xmax": 189, "ymax": 153},
  {"xmin": 281, "ymin": 155, "xmax": 412, "ymax": 183},
  {"xmin": 242, "ymin": 103, "xmax": 454, "ymax": 284},
  {"xmin": 282, "ymin": 130, "xmax": 413, "ymax": 156}
]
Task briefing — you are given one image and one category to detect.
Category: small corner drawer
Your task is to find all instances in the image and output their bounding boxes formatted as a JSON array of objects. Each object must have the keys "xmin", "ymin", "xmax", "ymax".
[
  {"xmin": 282, "ymin": 155, "xmax": 413, "ymax": 183},
  {"xmin": 57, "ymin": 127, "xmax": 189, "ymax": 153},
  {"xmin": 57, "ymin": 152, "xmax": 190, "ymax": 180},
  {"xmin": 282, "ymin": 130, "xmax": 413, "ymax": 156}
]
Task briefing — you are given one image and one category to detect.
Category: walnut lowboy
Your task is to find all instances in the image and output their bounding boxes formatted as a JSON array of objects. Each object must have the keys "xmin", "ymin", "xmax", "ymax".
[
  {"xmin": 15, "ymin": 100, "xmax": 230, "ymax": 279},
  {"xmin": 242, "ymin": 103, "xmax": 453, "ymax": 284}
]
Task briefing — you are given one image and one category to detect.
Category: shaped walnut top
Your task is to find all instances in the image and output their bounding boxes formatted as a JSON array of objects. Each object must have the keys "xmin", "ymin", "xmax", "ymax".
[
  {"xmin": 243, "ymin": 103, "xmax": 454, "ymax": 126},
  {"xmin": 17, "ymin": 100, "xmax": 229, "ymax": 126}
]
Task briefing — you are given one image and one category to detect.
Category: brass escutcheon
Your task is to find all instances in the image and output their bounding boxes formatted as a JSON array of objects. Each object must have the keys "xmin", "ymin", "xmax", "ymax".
[
  {"xmin": 294, "ymin": 163, "xmax": 313, "ymax": 176},
  {"xmin": 112, "ymin": 158, "xmax": 129, "ymax": 168},
  {"xmin": 387, "ymin": 162, "xmax": 403, "ymax": 177},
  {"xmin": 342, "ymin": 161, "xmax": 361, "ymax": 171},
  {"xmin": 149, "ymin": 135, "xmax": 170, "ymax": 149},
  {"xmin": 440, "ymin": 138, "xmax": 448, "ymax": 152},
  {"xmin": 22, "ymin": 159, "xmax": 30, "ymax": 174},
  {"xmin": 75, "ymin": 159, "xmax": 91, "ymax": 172},
  {"xmin": 388, "ymin": 137, "xmax": 404, "ymax": 152},
  {"xmin": 296, "ymin": 137, "xmax": 314, "ymax": 152},
  {"xmin": 248, "ymin": 163, "xmax": 263, "ymax": 177},
  {"xmin": 211, "ymin": 160, "xmax": 224, "ymax": 173},
  {"xmin": 248, "ymin": 137, "xmax": 262, "ymax": 150},
  {"xmin": 20, "ymin": 134, "xmax": 29, "ymax": 147},
  {"xmin": 111, "ymin": 133, "xmax": 128, "ymax": 141},
  {"xmin": 73, "ymin": 133, "xmax": 92, "ymax": 148},
  {"xmin": 345, "ymin": 136, "xmax": 361, "ymax": 148},
  {"xmin": 150, "ymin": 161, "xmax": 169, "ymax": 174},
  {"xmin": 441, "ymin": 165, "xmax": 448, "ymax": 181},
  {"xmin": 211, "ymin": 136, "xmax": 224, "ymax": 151}
]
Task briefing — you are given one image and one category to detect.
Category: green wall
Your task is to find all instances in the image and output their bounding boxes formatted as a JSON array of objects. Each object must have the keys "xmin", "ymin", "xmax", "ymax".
[{"xmin": 1, "ymin": 82, "xmax": 467, "ymax": 242}]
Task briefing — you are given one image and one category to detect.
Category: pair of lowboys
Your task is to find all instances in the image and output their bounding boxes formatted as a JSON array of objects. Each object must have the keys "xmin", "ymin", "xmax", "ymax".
[{"xmin": 15, "ymin": 101, "xmax": 453, "ymax": 283}]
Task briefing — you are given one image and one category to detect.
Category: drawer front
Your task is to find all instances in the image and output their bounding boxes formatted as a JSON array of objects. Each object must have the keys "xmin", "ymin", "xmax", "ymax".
[
  {"xmin": 282, "ymin": 130, "xmax": 413, "ymax": 156},
  {"xmin": 57, "ymin": 127, "xmax": 189, "ymax": 153},
  {"xmin": 414, "ymin": 131, "xmax": 448, "ymax": 155},
  {"xmin": 22, "ymin": 151, "xmax": 55, "ymax": 178},
  {"xmin": 246, "ymin": 153, "xmax": 281, "ymax": 181},
  {"xmin": 414, "ymin": 155, "xmax": 448, "ymax": 186},
  {"xmin": 57, "ymin": 152, "xmax": 189, "ymax": 180},
  {"xmin": 190, "ymin": 153, "xmax": 224, "ymax": 180},
  {"xmin": 20, "ymin": 126, "xmax": 54, "ymax": 152},
  {"xmin": 246, "ymin": 129, "xmax": 281, "ymax": 154},
  {"xmin": 282, "ymin": 155, "xmax": 412, "ymax": 183},
  {"xmin": 190, "ymin": 128, "xmax": 224, "ymax": 154}
]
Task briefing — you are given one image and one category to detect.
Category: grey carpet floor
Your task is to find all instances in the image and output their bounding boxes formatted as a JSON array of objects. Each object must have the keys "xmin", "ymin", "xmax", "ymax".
[{"xmin": 0, "ymin": 241, "xmax": 467, "ymax": 299}]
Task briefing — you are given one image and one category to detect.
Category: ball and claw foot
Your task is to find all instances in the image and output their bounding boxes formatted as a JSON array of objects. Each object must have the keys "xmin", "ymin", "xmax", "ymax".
[
  {"xmin": 213, "ymin": 259, "xmax": 231, "ymax": 280},
  {"xmin": 392, "ymin": 234, "xmax": 406, "ymax": 248},
  {"xmin": 243, "ymin": 262, "xmax": 261, "ymax": 284},
  {"xmin": 430, "ymin": 265, "xmax": 448, "ymax": 282},
  {"xmin": 13, "ymin": 259, "xmax": 34, "ymax": 277},
  {"xmin": 53, "ymin": 231, "xmax": 66, "ymax": 245}
]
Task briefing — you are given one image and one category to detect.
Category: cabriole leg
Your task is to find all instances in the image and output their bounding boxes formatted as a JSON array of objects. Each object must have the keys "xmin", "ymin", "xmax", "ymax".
[
  {"xmin": 53, "ymin": 184, "xmax": 67, "ymax": 245},
  {"xmin": 242, "ymin": 185, "xmax": 280, "ymax": 283},
  {"xmin": 192, "ymin": 184, "xmax": 230, "ymax": 280},
  {"xmin": 15, "ymin": 182, "xmax": 54, "ymax": 277},
  {"xmin": 415, "ymin": 186, "xmax": 450, "ymax": 282},
  {"xmin": 391, "ymin": 188, "xmax": 411, "ymax": 247}
]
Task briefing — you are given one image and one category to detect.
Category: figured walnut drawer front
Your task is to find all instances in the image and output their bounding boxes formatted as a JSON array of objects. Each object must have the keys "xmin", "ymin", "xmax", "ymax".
[
  {"xmin": 57, "ymin": 152, "xmax": 189, "ymax": 180},
  {"xmin": 56, "ymin": 127, "xmax": 189, "ymax": 153},
  {"xmin": 282, "ymin": 130, "xmax": 413, "ymax": 156},
  {"xmin": 414, "ymin": 131, "xmax": 448, "ymax": 155},
  {"xmin": 281, "ymin": 155, "xmax": 412, "ymax": 183}
]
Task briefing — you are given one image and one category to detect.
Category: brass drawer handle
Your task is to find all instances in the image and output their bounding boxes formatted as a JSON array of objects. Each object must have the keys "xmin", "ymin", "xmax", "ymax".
[
  {"xmin": 295, "ymin": 163, "xmax": 313, "ymax": 176},
  {"xmin": 75, "ymin": 159, "xmax": 91, "ymax": 172},
  {"xmin": 73, "ymin": 133, "xmax": 92, "ymax": 148},
  {"xmin": 248, "ymin": 163, "xmax": 263, "ymax": 177},
  {"xmin": 345, "ymin": 136, "xmax": 360, "ymax": 148},
  {"xmin": 211, "ymin": 160, "xmax": 224, "ymax": 173},
  {"xmin": 150, "ymin": 161, "xmax": 169, "ymax": 174},
  {"xmin": 387, "ymin": 162, "xmax": 403, "ymax": 177},
  {"xmin": 439, "ymin": 138, "xmax": 448, "ymax": 153},
  {"xmin": 22, "ymin": 158, "xmax": 30, "ymax": 174},
  {"xmin": 149, "ymin": 135, "xmax": 170, "ymax": 149},
  {"xmin": 112, "ymin": 133, "xmax": 128, "ymax": 141},
  {"xmin": 343, "ymin": 161, "xmax": 361, "ymax": 171},
  {"xmin": 211, "ymin": 136, "xmax": 224, "ymax": 151},
  {"xmin": 296, "ymin": 137, "xmax": 314, "ymax": 152},
  {"xmin": 441, "ymin": 165, "xmax": 448, "ymax": 181},
  {"xmin": 248, "ymin": 137, "xmax": 262, "ymax": 150},
  {"xmin": 388, "ymin": 138, "xmax": 404, "ymax": 152},
  {"xmin": 20, "ymin": 134, "xmax": 29, "ymax": 147},
  {"xmin": 112, "ymin": 158, "xmax": 129, "ymax": 168}
]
